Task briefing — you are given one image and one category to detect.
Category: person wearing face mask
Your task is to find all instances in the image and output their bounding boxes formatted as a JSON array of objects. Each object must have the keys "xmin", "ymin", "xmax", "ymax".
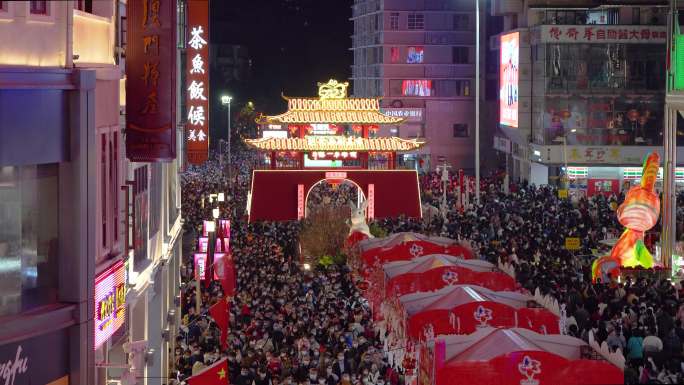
[
  {"xmin": 234, "ymin": 367, "xmax": 255, "ymax": 385},
  {"xmin": 332, "ymin": 351, "xmax": 348, "ymax": 378},
  {"xmin": 325, "ymin": 366, "xmax": 339, "ymax": 385},
  {"xmin": 254, "ymin": 366, "xmax": 272, "ymax": 385}
]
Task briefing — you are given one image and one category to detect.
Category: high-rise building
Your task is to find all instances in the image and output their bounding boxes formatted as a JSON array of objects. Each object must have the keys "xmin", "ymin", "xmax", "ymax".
[
  {"xmin": 351, "ymin": 0, "xmax": 488, "ymax": 172},
  {"xmin": 0, "ymin": 2, "xmax": 183, "ymax": 384},
  {"xmin": 492, "ymin": 0, "xmax": 683, "ymax": 196}
]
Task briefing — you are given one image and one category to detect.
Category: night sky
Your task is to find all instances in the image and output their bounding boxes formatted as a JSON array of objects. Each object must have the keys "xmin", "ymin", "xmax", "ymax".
[{"xmin": 211, "ymin": 0, "xmax": 353, "ymax": 114}]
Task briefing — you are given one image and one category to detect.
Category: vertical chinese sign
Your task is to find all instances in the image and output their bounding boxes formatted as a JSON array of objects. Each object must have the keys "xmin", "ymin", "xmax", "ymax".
[
  {"xmin": 186, "ymin": 0, "xmax": 210, "ymax": 164},
  {"xmin": 126, "ymin": 0, "xmax": 177, "ymax": 161}
]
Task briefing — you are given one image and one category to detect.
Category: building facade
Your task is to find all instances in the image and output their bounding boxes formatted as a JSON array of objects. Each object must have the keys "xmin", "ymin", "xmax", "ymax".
[
  {"xmin": 351, "ymin": 0, "xmax": 487, "ymax": 172},
  {"xmin": 493, "ymin": 0, "xmax": 684, "ymax": 195},
  {"xmin": 0, "ymin": 1, "xmax": 182, "ymax": 385}
]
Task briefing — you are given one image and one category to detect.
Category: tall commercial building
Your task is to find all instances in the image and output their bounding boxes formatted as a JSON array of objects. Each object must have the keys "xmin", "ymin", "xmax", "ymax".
[
  {"xmin": 0, "ymin": 1, "xmax": 183, "ymax": 384},
  {"xmin": 492, "ymin": 0, "xmax": 684, "ymax": 196},
  {"xmin": 351, "ymin": 0, "xmax": 488, "ymax": 171}
]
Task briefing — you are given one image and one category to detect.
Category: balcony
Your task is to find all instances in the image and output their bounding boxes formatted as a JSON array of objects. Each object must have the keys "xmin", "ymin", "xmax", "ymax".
[{"xmin": 73, "ymin": 10, "xmax": 115, "ymax": 65}]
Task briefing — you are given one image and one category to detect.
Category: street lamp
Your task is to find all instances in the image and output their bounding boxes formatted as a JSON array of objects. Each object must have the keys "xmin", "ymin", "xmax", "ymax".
[
  {"xmin": 475, "ymin": 0, "xmax": 480, "ymax": 205},
  {"xmin": 221, "ymin": 95, "xmax": 233, "ymax": 185},
  {"xmin": 553, "ymin": 128, "xmax": 577, "ymax": 190}
]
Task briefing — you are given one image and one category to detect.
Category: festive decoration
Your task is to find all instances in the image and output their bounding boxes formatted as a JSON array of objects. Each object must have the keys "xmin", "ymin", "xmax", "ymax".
[
  {"xmin": 317, "ymin": 79, "xmax": 349, "ymax": 99},
  {"xmin": 592, "ymin": 152, "xmax": 660, "ymax": 282},
  {"xmin": 245, "ymin": 136, "xmax": 425, "ymax": 152}
]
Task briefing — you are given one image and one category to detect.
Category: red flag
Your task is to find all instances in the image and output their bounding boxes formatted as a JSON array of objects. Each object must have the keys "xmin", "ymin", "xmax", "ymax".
[
  {"xmin": 188, "ymin": 357, "xmax": 229, "ymax": 385},
  {"xmin": 209, "ymin": 298, "xmax": 229, "ymax": 351},
  {"xmin": 214, "ymin": 254, "xmax": 236, "ymax": 297}
]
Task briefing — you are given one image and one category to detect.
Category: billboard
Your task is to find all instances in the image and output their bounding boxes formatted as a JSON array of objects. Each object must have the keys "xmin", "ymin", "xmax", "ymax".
[
  {"xmin": 94, "ymin": 260, "xmax": 128, "ymax": 349},
  {"xmin": 500, "ymin": 32, "xmax": 519, "ymax": 128},
  {"xmin": 125, "ymin": 0, "xmax": 177, "ymax": 161},
  {"xmin": 186, "ymin": 0, "xmax": 210, "ymax": 164}
]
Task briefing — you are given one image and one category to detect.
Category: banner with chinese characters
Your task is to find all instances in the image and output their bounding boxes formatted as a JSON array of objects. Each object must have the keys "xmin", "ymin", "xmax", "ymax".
[
  {"xmin": 186, "ymin": 0, "xmax": 210, "ymax": 164},
  {"xmin": 126, "ymin": 0, "xmax": 177, "ymax": 162},
  {"xmin": 534, "ymin": 25, "xmax": 666, "ymax": 44}
]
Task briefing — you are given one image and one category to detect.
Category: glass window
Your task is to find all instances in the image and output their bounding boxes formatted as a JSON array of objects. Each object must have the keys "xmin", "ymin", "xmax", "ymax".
[
  {"xmin": 408, "ymin": 13, "xmax": 424, "ymax": 30},
  {"xmin": 453, "ymin": 124, "xmax": 469, "ymax": 137},
  {"xmin": 390, "ymin": 13, "xmax": 399, "ymax": 30},
  {"xmin": 390, "ymin": 47, "xmax": 399, "ymax": 63},
  {"xmin": 402, "ymin": 80, "xmax": 432, "ymax": 96},
  {"xmin": 0, "ymin": 2, "xmax": 7, "ymax": 12},
  {"xmin": 452, "ymin": 46, "xmax": 469, "ymax": 64},
  {"xmin": 29, "ymin": 1, "xmax": 47, "ymax": 15},
  {"xmin": 453, "ymin": 14, "xmax": 468, "ymax": 30},
  {"xmin": 407, "ymin": 46, "xmax": 424, "ymax": 64},
  {"xmin": 0, "ymin": 164, "xmax": 59, "ymax": 317}
]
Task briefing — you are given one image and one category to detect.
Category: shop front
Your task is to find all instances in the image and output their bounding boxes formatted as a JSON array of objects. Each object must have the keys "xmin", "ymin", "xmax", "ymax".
[
  {"xmin": 568, "ymin": 166, "xmax": 684, "ymax": 197},
  {"xmin": 0, "ymin": 327, "xmax": 70, "ymax": 385}
]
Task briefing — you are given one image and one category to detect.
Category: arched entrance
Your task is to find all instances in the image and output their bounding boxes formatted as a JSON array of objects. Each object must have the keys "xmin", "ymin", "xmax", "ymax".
[{"xmin": 305, "ymin": 178, "xmax": 366, "ymax": 218}]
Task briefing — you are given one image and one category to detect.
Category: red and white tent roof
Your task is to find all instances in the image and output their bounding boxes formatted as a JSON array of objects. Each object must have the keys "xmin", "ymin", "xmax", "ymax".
[
  {"xmin": 400, "ymin": 285, "xmax": 530, "ymax": 316},
  {"xmin": 383, "ymin": 254, "xmax": 494, "ymax": 278},
  {"xmin": 440, "ymin": 327, "xmax": 585, "ymax": 364},
  {"xmin": 359, "ymin": 232, "xmax": 455, "ymax": 252}
]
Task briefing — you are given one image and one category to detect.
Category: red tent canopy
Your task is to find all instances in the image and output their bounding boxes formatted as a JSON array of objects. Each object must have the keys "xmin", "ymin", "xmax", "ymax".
[
  {"xmin": 403, "ymin": 286, "xmax": 559, "ymax": 338},
  {"xmin": 387, "ymin": 266, "xmax": 517, "ymax": 297},
  {"xmin": 432, "ymin": 328, "xmax": 621, "ymax": 385},
  {"xmin": 360, "ymin": 233, "xmax": 473, "ymax": 269}
]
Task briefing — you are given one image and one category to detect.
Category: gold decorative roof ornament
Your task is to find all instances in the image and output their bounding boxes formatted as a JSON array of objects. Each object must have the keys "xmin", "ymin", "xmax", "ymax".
[{"xmin": 318, "ymin": 79, "xmax": 349, "ymax": 100}]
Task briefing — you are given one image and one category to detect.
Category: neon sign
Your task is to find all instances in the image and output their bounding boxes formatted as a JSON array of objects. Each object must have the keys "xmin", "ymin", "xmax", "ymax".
[
  {"xmin": 94, "ymin": 260, "xmax": 127, "ymax": 349},
  {"xmin": 186, "ymin": 0, "xmax": 210, "ymax": 164},
  {"xmin": 500, "ymin": 32, "xmax": 519, "ymax": 128}
]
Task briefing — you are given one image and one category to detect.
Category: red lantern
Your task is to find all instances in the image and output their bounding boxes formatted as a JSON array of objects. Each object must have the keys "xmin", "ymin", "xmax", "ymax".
[
  {"xmin": 627, "ymin": 109, "xmax": 639, "ymax": 122},
  {"xmin": 305, "ymin": 125, "xmax": 313, "ymax": 135},
  {"xmin": 561, "ymin": 110, "xmax": 572, "ymax": 119},
  {"xmin": 369, "ymin": 125, "xmax": 379, "ymax": 134},
  {"xmin": 352, "ymin": 124, "xmax": 362, "ymax": 134}
]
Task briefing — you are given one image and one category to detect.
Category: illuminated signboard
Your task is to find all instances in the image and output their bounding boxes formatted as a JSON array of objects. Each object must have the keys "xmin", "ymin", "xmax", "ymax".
[
  {"xmin": 367, "ymin": 184, "xmax": 375, "ymax": 219},
  {"xmin": 263, "ymin": 130, "xmax": 288, "ymax": 139},
  {"xmin": 198, "ymin": 237, "xmax": 230, "ymax": 253},
  {"xmin": 297, "ymin": 184, "xmax": 305, "ymax": 220},
  {"xmin": 500, "ymin": 32, "xmax": 519, "ymax": 128},
  {"xmin": 125, "ymin": 0, "xmax": 177, "ymax": 161},
  {"xmin": 194, "ymin": 253, "xmax": 207, "ymax": 280},
  {"xmin": 186, "ymin": 0, "xmax": 210, "ymax": 164},
  {"xmin": 94, "ymin": 260, "xmax": 128, "ymax": 349}
]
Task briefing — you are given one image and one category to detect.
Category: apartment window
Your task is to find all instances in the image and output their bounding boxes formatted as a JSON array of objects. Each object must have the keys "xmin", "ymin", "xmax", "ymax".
[
  {"xmin": 390, "ymin": 12, "xmax": 399, "ymax": 30},
  {"xmin": 74, "ymin": 0, "xmax": 92, "ymax": 13},
  {"xmin": 100, "ymin": 134, "xmax": 107, "ymax": 249},
  {"xmin": 453, "ymin": 124, "xmax": 469, "ymax": 137},
  {"xmin": 408, "ymin": 13, "xmax": 424, "ymax": 30},
  {"xmin": 29, "ymin": 0, "xmax": 47, "ymax": 15},
  {"xmin": 0, "ymin": 164, "xmax": 59, "ymax": 317},
  {"xmin": 452, "ymin": 46, "xmax": 469, "ymax": 64},
  {"xmin": 390, "ymin": 47, "xmax": 400, "ymax": 63},
  {"xmin": 407, "ymin": 46, "xmax": 424, "ymax": 64},
  {"xmin": 453, "ymin": 14, "xmax": 469, "ymax": 30},
  {"xmin": 434, "ymin": 80, "xmax": 470, "ymax": 97},
  {"xmin": 632, "ymin": 7, "xmax": 641, "ymax": 25}
]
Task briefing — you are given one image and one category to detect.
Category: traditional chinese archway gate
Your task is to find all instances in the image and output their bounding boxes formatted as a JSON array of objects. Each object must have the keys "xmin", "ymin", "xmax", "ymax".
[
  {"xmin": 248, "ymin": 170, "xmax": 422, "ymax": 222},
  {"xmin": 245, "ymin": 79, "xmax": 425, "ymax": 222}
]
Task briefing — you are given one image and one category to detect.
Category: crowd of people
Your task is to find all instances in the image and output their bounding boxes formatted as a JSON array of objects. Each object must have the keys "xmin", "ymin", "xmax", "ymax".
[{"xmin": 176, "ymin": 142, "xmax": 684, "ymax": 384}]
